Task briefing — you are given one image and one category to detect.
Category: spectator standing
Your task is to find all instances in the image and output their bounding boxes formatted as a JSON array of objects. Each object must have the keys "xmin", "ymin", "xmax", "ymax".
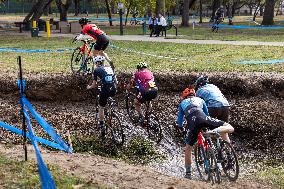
[{"xmin": 156, "ymin": 14, "xmax": 167, "ymax": 37}]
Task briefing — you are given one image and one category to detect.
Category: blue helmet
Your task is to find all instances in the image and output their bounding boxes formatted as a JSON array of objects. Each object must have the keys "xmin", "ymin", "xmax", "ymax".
[{"xmin": 195, "ymin": 75, "xmax": 209, "ymax": 87}]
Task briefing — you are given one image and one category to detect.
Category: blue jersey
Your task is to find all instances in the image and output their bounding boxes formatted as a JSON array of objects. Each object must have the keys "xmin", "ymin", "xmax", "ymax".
[
  {"xmin": 196, "ymin": 84, "xmax": 229, "ymax": 108},
  {"xmin": 177, "ymin": 97, "xmax": 208, "ymax": 128}
]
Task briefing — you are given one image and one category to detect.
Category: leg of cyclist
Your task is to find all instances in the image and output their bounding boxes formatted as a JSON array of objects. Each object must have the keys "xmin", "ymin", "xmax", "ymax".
[
  {"xmin": 134, "ymin": 94, "xmax": 144, "ymax": 124},
  {"xmin": 98, "ymin": 90, "xmax": 108, "ymax": 130}
]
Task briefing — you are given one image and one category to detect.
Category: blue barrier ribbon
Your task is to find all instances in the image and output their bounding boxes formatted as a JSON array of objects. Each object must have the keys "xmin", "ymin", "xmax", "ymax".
[
  {"xmin": 215, "ymin": 24, "xmax": 284, "ymax": 29},
  {"xmin": 0, "ymin": 121, "xmax": 65, "ymax": 151},
  {"xmin": 236, "ymin": 59, "xmax": 284, "ymax": 64},
  {"xmin": 23, "ymin": 109, "xmax": 57, "ymax": 189},
  {"xmin": 22, "ymin": 97, "xmax": 73, "ymax": 153}
]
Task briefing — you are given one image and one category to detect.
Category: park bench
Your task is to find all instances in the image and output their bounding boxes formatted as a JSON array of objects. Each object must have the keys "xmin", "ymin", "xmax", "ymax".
[
  {"xmin": 161, "ymin": 19, "xmax": 178, "ymax": 37},
  {"xmin": 14, "ymin": 21, "xmax": 29, "ymax": 33}
]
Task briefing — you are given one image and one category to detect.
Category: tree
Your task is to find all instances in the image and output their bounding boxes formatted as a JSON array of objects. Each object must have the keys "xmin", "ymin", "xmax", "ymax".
[
  {"xmin": 262, "ymin": 0, "xmax": 276, "ymax": 25},
  {"xmin": 105, "ymin": 0, "xmax": 113, "ymax": 26},
  {"xmin": 55, "ymin": 0, "xmax": 72, "ymax": 21},
  {"xmin": 181, "ymin": 0, "xmax": 197, "ymax": 27},
  {"xmin": 23, "ymin": 0, "xmax": 53, "ymax": 23},
  {"xmin": 210, "ymin": 0, "xmax": 221, "ymax": 22},
  {"xmin": 181, "ymin": 0, "xmax": 189, "ymax": 26},
  {"xmin": 74, "ymin": 0, "xmax": 81, "ymax": 16}
]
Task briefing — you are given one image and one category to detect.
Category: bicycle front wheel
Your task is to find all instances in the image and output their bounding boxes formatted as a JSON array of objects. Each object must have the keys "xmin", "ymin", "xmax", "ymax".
[
  {"xmin": 220, "ymin": 140, "xmax": 239, "ymax": 181},
  {"xmin": 105, "ymin": 113, "xmax": 125, "ymax": 146},
  {"xmin": 71, "ymin": 47, "xmax": 86, "ymax": 75},
  {"xmin": 146, "ymin": 113, "xmax": 162, "ymax": 143},
  {"xmin": 125, "ymin": 92, "xmax": 139, "ymax": 123},
  {"xmin": 207, "ymin": 148, "xmax": 221, "ymax": 184}
]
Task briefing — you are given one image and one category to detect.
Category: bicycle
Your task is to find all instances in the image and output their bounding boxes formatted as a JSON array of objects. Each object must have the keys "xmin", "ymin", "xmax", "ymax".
[
  {"xmin": 194, "ymin": 128, "xmax": 221, "ymax": 184},
  {"xmin": 124, "ymin": 86, "xmax": 162, "ymax": 143},
  {"xmin": 93, "ymin": 85, "xmax": 125, "ymax": 147},
  {"xmin": 208, "ymin": 130, "xmax": 239, "ymax": 181},
  {"xmin": 70, "ymin": 38, "xmax": 96, "ymax": 79},
  {"xmin": 211, "ymin": 17, "xmax": 223, "ymax": 32}
]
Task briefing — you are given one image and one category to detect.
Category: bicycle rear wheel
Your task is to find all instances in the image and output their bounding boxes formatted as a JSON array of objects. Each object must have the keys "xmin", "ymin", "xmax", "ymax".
[
  {"xmin": 146, "ymin": 113, "xmax": 162, "ymax": 143},
  {"xmin": 105, "ymin": 113, "xmax": 125, "ymax": 146},
  {"xmin": 220, "ymin": 140, "xmax": 239, "ymax": 181}
]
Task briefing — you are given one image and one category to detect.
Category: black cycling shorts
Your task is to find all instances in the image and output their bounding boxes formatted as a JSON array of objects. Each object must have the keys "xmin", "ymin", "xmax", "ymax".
[
  {"xmin": 208, "ymin": 107, "xmax": 230, "ymax": 122},
  {"xmin": 94, "ymin": 34, "xmax": 110, "ymax": 51},
  {"xmin": 99, "ymin": 85, "xmax": 116, "ymax": 107},
  {"xmin": 139, "ymin": 88, "xmax": 158, "ymax": 104},
  {"xmin": 185, "ymin": 109, "xmax": 224, "ymax": 146}
]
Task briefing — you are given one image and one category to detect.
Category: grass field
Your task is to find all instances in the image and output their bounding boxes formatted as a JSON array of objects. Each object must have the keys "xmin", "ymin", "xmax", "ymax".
[
  {"xmin": 0, "ymin": 36, "xmax": 283, "ymax": 73},
  {"xmin": 0, "ymin": 154, "xmax": 100, "ymax": 188}
]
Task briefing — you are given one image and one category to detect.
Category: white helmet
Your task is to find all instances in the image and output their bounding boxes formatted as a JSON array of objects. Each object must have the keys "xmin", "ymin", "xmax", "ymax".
[{"xmin": 94, "ymin": 56, "xmax": 105, "ymax": 64}]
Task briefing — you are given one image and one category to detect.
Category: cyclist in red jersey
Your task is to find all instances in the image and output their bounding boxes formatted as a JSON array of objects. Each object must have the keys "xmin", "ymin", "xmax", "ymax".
[
  {"xmin": 126, "ymin": 62, "xmax": 158, "ymax": 124},
  {"xmin": 75, "ymin": 17, "xmax": 114, "ymax": 69}
]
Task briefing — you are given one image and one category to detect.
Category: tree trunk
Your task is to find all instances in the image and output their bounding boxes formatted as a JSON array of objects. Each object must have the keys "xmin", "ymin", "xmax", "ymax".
[
  {"xmin": 260, "ymin": 6, "xmax": 264, "ymax": 16},
  {"xmin": 110, "ymin": 0, "xmax": 115, "ymax": 14},
  {"xmin": 181, "ymin": 0, "xmax": 190, "ymax": 26},
  {"xmin": 124, "ymin": 1, "xmax": 132, "ymax": 26},
  {"xmin": 199, "ymin": 0, "xmax": 202, "ymax": 23},
  {"xmin": 210, "ymin": 0, "xmax": 221, "ymax": 22},
  {"xmin": 227, "ymin": 0, "xmax": 233, "ymax": 25},
  {"xmin": 74, "ymin": 0, "xmax": 80, "ymax": 16},
  {"xmin": 253, "ymin": 3, "xmax": 260, "ymax": 21},
  {"xmin": 56, "ymin": 0, "xmax": 72, "ymax": 21},
  {"xmin": 105, "ymin": 0, "xmax": 113, "ymax": 26},
  {"xmin": 23, "ymin": 0, "xmax": 53, "ymax": 23},
  {"xmin": 262, "ymin": 0, "xmax": 275, "ymax": 25},
  {"xmin": 156, "ymin": 0, "xmax": 162, "ymax": 15}
]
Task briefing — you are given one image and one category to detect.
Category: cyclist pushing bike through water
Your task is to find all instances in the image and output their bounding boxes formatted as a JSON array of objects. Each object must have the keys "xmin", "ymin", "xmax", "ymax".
[{"xmin": 75, "ymin": 17, "xmax": 114, "ymax": 70}]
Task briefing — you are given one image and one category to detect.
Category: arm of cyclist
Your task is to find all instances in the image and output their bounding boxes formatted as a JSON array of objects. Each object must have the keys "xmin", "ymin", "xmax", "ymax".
[
  {"xmin": 87, "ymin": 70, "xmax": 99, "ymax": 90},
  {"xmin": 202, "ymin": 100, "xmax": 209, "ymax": 116},
  {"xmin": 177, "ymin": 104, "xmax": 185, "ymax": 129}
]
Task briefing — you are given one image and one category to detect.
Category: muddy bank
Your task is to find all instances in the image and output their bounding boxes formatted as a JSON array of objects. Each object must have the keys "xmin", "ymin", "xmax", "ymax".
[
  {"xmin": 0, "ymin": 72, "xmax": 283, "ymax": 159},
  {"xmin": 0, "ymin": 72, "xmax": 283, "ymax": 101}
]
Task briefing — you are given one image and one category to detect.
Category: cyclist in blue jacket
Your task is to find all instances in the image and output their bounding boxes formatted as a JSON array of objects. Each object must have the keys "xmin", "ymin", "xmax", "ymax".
[
  {"xmin": 177, "ymin": 87, "xmax": 234, "ymax": 179},
  {"xmin": 195, "ymin": 75, "xmax": 230, "ymax": 121}
]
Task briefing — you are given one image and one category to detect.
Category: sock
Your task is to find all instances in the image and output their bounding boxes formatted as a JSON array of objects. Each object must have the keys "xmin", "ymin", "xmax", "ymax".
[{"xmin": 212, "ymin": 128, "xmax": 221, "ymax": 133}]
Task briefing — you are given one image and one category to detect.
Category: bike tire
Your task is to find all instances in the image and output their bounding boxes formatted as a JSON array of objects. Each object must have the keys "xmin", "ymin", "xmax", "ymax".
[
  {"xmin": 105, "ymin": 113, "xmax": 125, "ymax": 146},
  {"xmin": 71, "ymin": 47, "xmax": 85, "ymax": 75},
  {"xmin": 220, "ymin": 140, "xmax": 239, "ymax": 181},
  {"xmin": 207, "ymin": 148, "xmax": 221, "ymax": 184},
  {"xmin": 194, "ymin": 145, "xmax": 208, "ymax": 181},
  {"xmin": 146, "ymin": 113, "xmax": 162, "ymax": 143},
  {"xmin": 125, "ymin": 92, "xmax": 139, "ymax": 123}
]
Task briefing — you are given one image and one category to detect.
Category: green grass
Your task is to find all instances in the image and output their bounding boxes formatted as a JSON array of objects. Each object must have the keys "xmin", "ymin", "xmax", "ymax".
[
  {"xmin": 96, "ymin": 21, "xmax": 284, "ymax": 42},
  {"xmin": 0, "ymin": 154, "xmax": 102, "ymax": 188},
  {"xmin": 256, "ymin": 164, "xmax": 284, "ymax": 189},
  {"xmin": 0, "ymin": 36, "xmax": 283, "ymax": 73}
]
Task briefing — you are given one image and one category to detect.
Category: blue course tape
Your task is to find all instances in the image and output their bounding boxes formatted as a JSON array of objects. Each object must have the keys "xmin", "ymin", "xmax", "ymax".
[
  {"xmin": 0, "ymin": 48, "xmax": 74, "ymax": 53},
  {"xmin": 237, "ymin": 59, "xmax": 284, "ymax": 64},
  {"xmin": 22, "ymin": 97, "xmax": 73, "ymax": 153},
  {"xmin": 23, "ymin": 109, "xmax": 57, "ymax": 189},
  {"xmin": 0, "ymin": 121, "xmax": 65, "ymax": 151},
  {"xmin": 216, "ymin": 24, "xmax": 284, "ymax": 29}
]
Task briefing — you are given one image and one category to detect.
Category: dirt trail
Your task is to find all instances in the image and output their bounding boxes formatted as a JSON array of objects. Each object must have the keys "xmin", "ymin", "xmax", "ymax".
[{"xmin": 0, "ymin": 144, "xmax": 270, "ymax": 189}]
